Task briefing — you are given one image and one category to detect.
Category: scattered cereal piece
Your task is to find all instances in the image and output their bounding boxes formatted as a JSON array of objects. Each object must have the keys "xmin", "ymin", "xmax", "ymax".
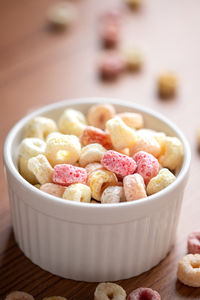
[
  {"xmin": 85, "ymin": 162, "xmax": 103, "ymax": 175},
  {"xmin": 147, "ymin": 168, "xmax": 176, "ymax": 195},
  {"xmin": 58, "ymin": 109, "xmax": 87, "ymax": 137},
  {"xmin": 46, "ymin": 134, "xmax": 81, "ymax": 167},
  {"xmin": 63, "ymin": 183, "xmax": 91, "ymax": 203},
  {"xmin": 80, "ymin": 126, "xmax": 112, "ymax": 149},
  {"xmin": 197, "ymin": 128, "xmax": 200, "ymax": 150},
  {"xmin": 106, "ymin": 117, "xmax": 136, "ymax": 151},
  {"xmin": 24, "ymin": 117, "xmax": 57, "ymax": 140},
  {"xmin": 187, "ymin": 232, "xmax": 200, "ymax": 254},
  {"xmin": 101, "ymin": 23, "xmax": 119, "ymax": 48},
  {"xmin": 177, "ymin": 254, "xmax": 200, "ymax": 287},
  {"xmin": 28, "ymin": 154, "xmax": 54, "ymax": 185},
  {"xmin": 98, "ymin": 52, "xmax": 125, "ymax": 80},
  {"xmin": 159, "ymin": 136, "xmax": 183, "ymax": 170},
  {"xmin": 53, "ymin": 164, "xmax": 87, "ymax": 186},
  {"xmin": 124, "ymin": 0, "xmax": 141, "ymax": 9},
  {"xmin": 48, "ymin": 2, "xmax": 77, "ymax": 29},
  {"xmin": 87, "ymin": 104, "xmax": 116, "ymax": 130},
  {"xmin": 133, "ymin": 151, "xmax": 160, "ymax": 184},
  {"xmin": 158, "ymin": 72, "xmax": 178, "ymax": 99},
  {"xmin": 127, "ymin": 287, "xmax": 161, "ymax": 300},
  {"xmin": 123, "ymin": 173, "xmax": 147, "ymax": 201},
  {"xmin": 40, "ymin": 183, "xmax": 66, "ymax": 198},
  {"xmin": 94, "ymin": 282, "xmax": 126, "ymax": 300},
  {"xmin": 101, "ymin": 150, "xmax": 137, "ymax": 177},
  {"xmin": 122, "ymin": 47, "xmax": 143, "ymax": 71},
  {"xmin": 5, "ymin": 291, "xmax": 35, "ymax": 300},
  {"xmin": 79, "ymin": 143, "xmax": 106, "ymax": 167},
  {"xmin": 117, "ymin": 112, "xmax": 144, "ymax": 129},
  {"xmin": 88, "ymin": 169, "xmax": 118, "ymax": 201},
  {"xmin": 101, "ymin": 186, "xmax": 125, "ymax": 203},
  {"xmin": 130, "ymin": 133, "xmax": 161, "ymax": 158}
]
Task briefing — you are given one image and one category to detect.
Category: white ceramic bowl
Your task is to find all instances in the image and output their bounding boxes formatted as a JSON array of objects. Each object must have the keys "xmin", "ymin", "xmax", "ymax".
[{"xmin": 3, "ymin": 98, "xmax": 191, "ymax": 282}]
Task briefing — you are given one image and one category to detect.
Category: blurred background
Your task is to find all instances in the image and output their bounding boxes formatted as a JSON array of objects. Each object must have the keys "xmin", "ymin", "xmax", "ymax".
[{"xmin": 1, "ymin": 0, "xmax": 200, "ymax": 299}]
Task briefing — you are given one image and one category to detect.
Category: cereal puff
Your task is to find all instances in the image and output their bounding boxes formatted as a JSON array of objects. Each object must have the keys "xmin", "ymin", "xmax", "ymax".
[
  {"xmin": 28, "ymin": 154, "xmax": 54, "ymax": 185},
  {"xmin": 46, "ymin": 134, "xmax": 81, "ymax": 166},
  {"xmin": 117, "ymin": 112, "xmax": 144, "ymax": 129},
  {"xmin": 87, "ymin": 104, "xmax": 116, "ymax": 130},
  {"xmin": 123, "ymin": 174, "xmax": 147, "ymax": 201},
  {"xmin": 79, "ymin": 143, "xmax": 107, "ymax": 167},
  {"xmin": 94, "ymin": 282, "xmax": 126, "ymax": 300},
  {"xmin": 18, "ymin": 137, "xmax": 46, "ymax": 184},
  {"xmin": 101, "ymin": 186, "xmax": 125, "ymax": 203},
  {"xmin": 58, "ymin": 108, "xmax": 87, "ymax": 137},
  {"xmin": 24, "ymin": 116, "xmax": 57, "ymax": 140},
  {"xmin": 159, "ymin": 136, "xmax": 183, "ymax": 170},
  {"xmin": 5, "ymin": 291, "xmax": 35, "ymax": 300},
  {"xmin": 127, "ymin": 288, "xmax": 161, "ymax": 300},
  {"xmin": 88, "ymin": 169, "xmax": 118, "ymax": 201},
  {"xmin": 177, "ymin": 254, "xmax": 200, "ymax": 287},
  {"xmin": 40, "ymin": 183, "xmax": 66, "ymax": 198},
  {"xmin": 63, "ymin": 183, "xmax": 91, "ymax": 203},
  {"xmin": 147, "ymin": 168, "xmax": 176, "ymax": 195},
  {"xmin": 106, "ymin": 117, "xmax": 136, "ymax": 151}
]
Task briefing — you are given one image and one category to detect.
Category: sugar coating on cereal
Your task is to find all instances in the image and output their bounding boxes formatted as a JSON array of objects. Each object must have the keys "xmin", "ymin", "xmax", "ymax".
[
  {"xmin": 133, "ymin": 151, "xmax": 160, "ymax": 184},
  {"xmin": 53, "ymin": 164, "xmax": 87, "ymax": 186},
  {"xmin": 101, "ymin": 150, "xmax": 137, "ymax": 177}
]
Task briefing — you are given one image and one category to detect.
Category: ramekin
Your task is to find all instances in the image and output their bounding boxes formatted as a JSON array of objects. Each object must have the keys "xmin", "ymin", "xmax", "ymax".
[{"xmin": 3, "ymin": 98, "xmax": 191, "ymax": 282}]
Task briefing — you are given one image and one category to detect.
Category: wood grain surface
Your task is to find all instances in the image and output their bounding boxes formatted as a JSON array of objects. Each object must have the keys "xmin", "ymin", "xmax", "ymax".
[{"xmin": 1, "ymin": 0, "xmax": 200, "ymax": 299}]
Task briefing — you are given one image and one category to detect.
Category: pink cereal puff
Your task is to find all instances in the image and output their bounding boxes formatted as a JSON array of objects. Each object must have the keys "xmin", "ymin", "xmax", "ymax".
[
  {"xmin": 98, "ymin": 52, "xmax": 125, "ymax": 81},
  {"xmin": 101, "ymin": 150, "xmax": 136, "ymax": 177},
  {"xmin": 123, "ymin": 174, "xmax": 147, "ymax": 201},
  {"xmin": 53, "ymin": 164, "xmax": 87, "ymax": 186},
  {"xmin": 101, "ymin": 23, "xmax": 119, "ymax": 48},
  {"xmin": 133, "ymin": 151, "xmax": 160, "ymax": 185},
  {"xmin": 80, "ymin": 126, "xmax": 112, "ymax": 149},
  {"xmin": 188, "ymin": 232, "xmax": 200, "ymax": 254},
  {"xmin": 40, "ymin": 183, "xmax": 66, "ymax": 198},
  {"xmin": 127, "ymin": 288, "xmax": 161, "ymax": 300}
]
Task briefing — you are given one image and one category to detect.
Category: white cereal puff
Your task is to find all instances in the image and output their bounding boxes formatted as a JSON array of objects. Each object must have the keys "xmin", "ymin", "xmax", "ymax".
[
  {"xmin": 106, "ymin": 117, "xmax": 136, "ymax": 151},
  {"xmin": 159, "ymin": 136, "xmax": 184, "ymax": 170},
  {"xmin": 58, "ymin": 108, "xmax": 87, "ymax": 137},
  {"xmin": 63, "ymin": 183, "xmax": 91, "ymax": 203},
  {"xmin": 147, "ymin": 168, "xmax": 176, "ymax": 195},
  {"xmin": 94, "ymin": 282, "xmax": 126, "ymax": 300},
  {"xmin": 18, "ymin": 137, "xmax": 46, "ymax": 159},
  {"xmin": 28, "ymin": 154, "xmax": 54, "ymax": 184},
  {"xmin": 79, "ymin": 143, "xmax": 106, "ymax": 167},
  {"xmin": 24, "ymin": 116, "xmax": 57, "ymax": 140},
  {"xmin": 45, "ymin": 134, "xmax": 81, "ymax": 166}
]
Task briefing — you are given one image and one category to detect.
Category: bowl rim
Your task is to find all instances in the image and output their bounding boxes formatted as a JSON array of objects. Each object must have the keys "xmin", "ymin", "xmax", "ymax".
[{"xmin": 3, "ymin": 97, "xmax": 191, "ymax": 210}]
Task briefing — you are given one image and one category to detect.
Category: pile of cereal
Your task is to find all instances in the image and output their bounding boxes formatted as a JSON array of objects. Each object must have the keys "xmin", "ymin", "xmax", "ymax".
[{"xmin": 18, "ymin": 103, "xmax": 184, "ymax": 204}]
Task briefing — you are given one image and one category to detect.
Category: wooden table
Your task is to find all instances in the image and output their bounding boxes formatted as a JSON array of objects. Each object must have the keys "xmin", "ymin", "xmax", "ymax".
[{"xmin": 1, "ymin": 0, "xmax": 200, "ymax": 299}]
